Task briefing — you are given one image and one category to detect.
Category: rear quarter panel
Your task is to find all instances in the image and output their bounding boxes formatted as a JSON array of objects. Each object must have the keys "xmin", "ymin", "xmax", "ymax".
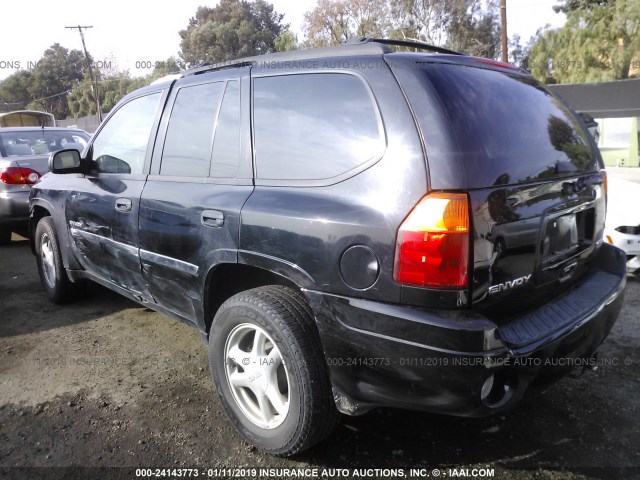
[{"xmin": 241, "ymin": 59, "xmax": 427, "ymax": 304}]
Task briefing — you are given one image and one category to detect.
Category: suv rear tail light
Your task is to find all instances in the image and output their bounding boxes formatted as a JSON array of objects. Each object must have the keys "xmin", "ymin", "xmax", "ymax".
[
  {"xmin": 0, "ymin": 167, "xmax": 40, "ymax": 185},
  {"xmin": 394, "ymin": 193, "xmax": 470, "ymax": 289}
]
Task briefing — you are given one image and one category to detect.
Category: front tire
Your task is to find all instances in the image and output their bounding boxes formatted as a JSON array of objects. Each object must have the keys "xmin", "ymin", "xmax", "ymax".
[
  {"xmin": 35, "ymin": 217, "xmax": 78, "ymax": 303},
  {"xmin": 209, "ymin": 286, "xmax": 338, "ymax": 456}
]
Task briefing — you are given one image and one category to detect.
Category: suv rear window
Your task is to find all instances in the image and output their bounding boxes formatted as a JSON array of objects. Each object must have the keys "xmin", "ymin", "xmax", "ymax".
[{"xmin": 422, "ymin": 64, "xmax": 598, "ymax": 187}]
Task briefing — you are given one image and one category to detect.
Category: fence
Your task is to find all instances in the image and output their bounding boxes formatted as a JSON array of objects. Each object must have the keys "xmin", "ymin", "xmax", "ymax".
[{"xmin": 57, "ymin": 114, "xmax": 100, "ymax": 133}]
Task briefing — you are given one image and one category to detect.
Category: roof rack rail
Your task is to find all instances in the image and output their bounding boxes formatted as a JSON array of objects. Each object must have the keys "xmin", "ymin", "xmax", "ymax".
[
  {"xmin": 344, "ymin": 37, "xmax": 463, "ymax": 56},
  {"xmin": 184, "ymin": 60, "xmax": 256, "ymax": 77},
  {"xmin": 182, "ymin": 43, "xmax": 393, "ymax": 77}
]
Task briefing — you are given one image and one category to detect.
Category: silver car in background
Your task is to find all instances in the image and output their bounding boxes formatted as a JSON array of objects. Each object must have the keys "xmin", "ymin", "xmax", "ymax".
[{"xmin": 0, "ymin": 127, "xmax": 90, "ymax": 244}]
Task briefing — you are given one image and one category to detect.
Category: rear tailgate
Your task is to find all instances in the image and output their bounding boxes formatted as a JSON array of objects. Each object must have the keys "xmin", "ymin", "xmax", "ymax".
[
  {"xmin": 388, "ymin": 56, "xmax": 606, "ymax": 320},
  {"xmin": 468, "ymin": 174, "xmax": 605, "ymax": 322}
]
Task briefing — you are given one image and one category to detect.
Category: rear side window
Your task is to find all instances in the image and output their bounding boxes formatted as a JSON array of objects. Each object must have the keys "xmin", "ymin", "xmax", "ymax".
[
  {"xmin": 210, "ymin": 80, "xmax": 241, "ymax": 178},
  {"xmin": 253, "ymin": 73, "xmax": 385, "ymax": 181},
  {"xmin": 161, "ymin": 82, "xmax": 225, "ymax": 177},
  {"xmin": 423, "ymin": 64, "xmax": 598, "ymax": 187}
]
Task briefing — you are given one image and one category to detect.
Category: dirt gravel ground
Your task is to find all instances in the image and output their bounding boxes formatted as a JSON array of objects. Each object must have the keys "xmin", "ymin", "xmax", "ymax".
[{"xmin": 0, "ymin": 235, "xmax": 639, "ymax": 480}]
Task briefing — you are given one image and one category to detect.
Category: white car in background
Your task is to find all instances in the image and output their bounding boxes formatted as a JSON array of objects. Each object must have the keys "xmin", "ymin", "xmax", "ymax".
[{"xmin": 605, "ymin": 175, "xmax": 640, "ymax": 275}]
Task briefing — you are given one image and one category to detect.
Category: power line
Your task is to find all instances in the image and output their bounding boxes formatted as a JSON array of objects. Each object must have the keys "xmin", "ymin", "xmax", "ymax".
[
  {"xmin": 1, "ymin": 89, "xmax": 72, "ymax": 107},
  {"xmin": 65, "ymin": 25, "xmax": 102, "ymax": 122},
  {"xmin": 31, "ymin": 90, "xmax": 72, "ymax": 102}
]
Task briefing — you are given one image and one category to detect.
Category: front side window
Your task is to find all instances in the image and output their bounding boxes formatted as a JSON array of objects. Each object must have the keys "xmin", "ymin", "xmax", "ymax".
[
  {"xmin": 92, "ymin": 92, "xmax": 162, "ymax": 175},
  {"xmin": 253, "ymin": 73, "xmax": 385, "ymax": 181}
]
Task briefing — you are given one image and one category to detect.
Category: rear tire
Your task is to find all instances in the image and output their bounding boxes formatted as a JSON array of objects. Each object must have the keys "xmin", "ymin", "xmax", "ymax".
[
  {"xmin": 209, "ymin": 286, "xmax": 338, "ymax": 456},
  {"xmin": 35, "ymin": 217, "xmax": 79, "ymax": 303},
  {"xmin": 0, "ymin": 227, "xmax": 11, "ymax": 246}
]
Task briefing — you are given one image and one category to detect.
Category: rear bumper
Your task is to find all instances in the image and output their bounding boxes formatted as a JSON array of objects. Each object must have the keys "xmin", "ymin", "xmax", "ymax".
[
  {"xmin": 0, "ymin": 189, "xmax": 30, "ymax": 227},
  {"xmin": 307, "ymin": 242, "xmax": 626, "ymax": 416}
]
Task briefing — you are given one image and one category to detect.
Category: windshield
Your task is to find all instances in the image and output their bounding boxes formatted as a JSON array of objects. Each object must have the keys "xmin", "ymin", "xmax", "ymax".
[
  {"xmin": 423, "ymin": 63, "xmax": 599, "ymax": 187},
  {"xmin": 0, "ymin": 130, "xmax": 90, "ymax": 157}
]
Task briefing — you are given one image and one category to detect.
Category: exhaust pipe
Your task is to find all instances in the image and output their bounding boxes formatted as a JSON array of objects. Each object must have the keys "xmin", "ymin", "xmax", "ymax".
[{"xmin": 481, "ymin": 370, "xmax": 517, "ymax": 408}]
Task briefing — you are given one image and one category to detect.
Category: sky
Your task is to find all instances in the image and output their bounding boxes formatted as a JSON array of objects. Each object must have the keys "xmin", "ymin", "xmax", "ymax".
[{"xmin": 0, "ymin": 0, "xmax": 566, "ymax": 81}]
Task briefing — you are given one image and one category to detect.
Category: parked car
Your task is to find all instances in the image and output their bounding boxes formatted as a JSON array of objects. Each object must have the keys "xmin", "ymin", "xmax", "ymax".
[
  {"xmin": 30, "ymin": 38, "xmax": 626, "ymax": 456},
  {"xmin": 0, "ymin": 127, "xmax": 90, "ymax": 244},
  {"xmin": 604, "ymin": 175, "xmax": 640, "ymax": 275}
]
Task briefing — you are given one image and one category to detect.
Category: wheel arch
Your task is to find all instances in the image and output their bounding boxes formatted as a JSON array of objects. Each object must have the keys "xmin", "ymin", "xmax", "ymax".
[
  {"xmin": 29, "ymin": 204, "xmax": 52, "ymax": 254},
  {"xmin": 202, "ymin": 261, "xmax": 317, "ymax": 338}
]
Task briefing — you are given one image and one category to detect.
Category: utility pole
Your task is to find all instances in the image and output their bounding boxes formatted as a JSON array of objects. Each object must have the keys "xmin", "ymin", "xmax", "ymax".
[
  {"xmin": 66, "ymin": 25, "xmax": 102, "ymax": 122},
  {"xmin": 500, "ymin": 0, "xmax": 508, "ymax": 63}
]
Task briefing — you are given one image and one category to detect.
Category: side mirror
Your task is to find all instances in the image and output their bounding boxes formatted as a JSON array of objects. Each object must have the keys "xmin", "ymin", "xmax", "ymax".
[{"xmin": 49, "ymin": 149, "xmax": 83, "ymax": 174}]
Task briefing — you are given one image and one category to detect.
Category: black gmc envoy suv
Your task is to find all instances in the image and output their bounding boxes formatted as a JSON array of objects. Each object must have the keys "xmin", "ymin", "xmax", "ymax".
[{"xmin": 30, "ymin": 38, "xmax": 626, "ymax": 456}]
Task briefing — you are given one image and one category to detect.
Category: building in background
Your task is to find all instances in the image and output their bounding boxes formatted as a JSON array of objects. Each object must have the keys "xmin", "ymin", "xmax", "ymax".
[
  {"xmin": 548, "ymin": 79, "xmax": 640, "ymax": 168},
  {"xmin": 595, "ymin": 116, "xmax": 639, "ymax": 167}
]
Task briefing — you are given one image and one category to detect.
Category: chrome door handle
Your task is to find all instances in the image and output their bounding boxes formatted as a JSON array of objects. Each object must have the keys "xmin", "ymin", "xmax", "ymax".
[
  {"xmin": 201, "ymin": 210, "xmax": 224, "ymax": 227},
  {"xmin": 115, "ymin": 198, "xmax": 132, "ymax": 212}
]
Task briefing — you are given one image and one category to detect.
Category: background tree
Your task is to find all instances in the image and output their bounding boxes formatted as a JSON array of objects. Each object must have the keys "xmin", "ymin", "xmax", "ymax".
[
  {"xmin": 390, "ymin": 0, "xmax": 500, "ymax": 57},
  {"xmin": 445, "ymin": 0, "xmax": 500, "ymax": 57},
  {"xmin": 389, "ymin": 0, "xmax": 458, "ymax": 46},
  {"xmin": 303, "ymin": 0, "xmax": 391, "ymax": 47},
  {"xmin": 150, "ymin": 57, "xmax": 182, "ymax": 78},
  {"xmin": 303, "ymin": 0, "xmax": 351, "ymax": 47},
  {"xmin": 508, "ymin": 33, "xmax": 531, "ymax": 68},
  {"xmin": 67, "ymin": 74, "xmax": 146, "ymax": 118},
  {"xmin": 179, "ymin": 0, "xmax": 287, "ymax": 66},
  {"xmin": 528, "ymin": 0, "xmax": 640, "ymax": 83},
  {"xmin": 274, "ymin": 29, "xmax": 299, "ymax": 51},
  {"xmin": 0, "ymin": 71, "xmax": 34, "ymax": 113},
  {"xmin": 25, "ymin": 44, "xmax": 85, "ymax": 119},
  {"xmin": 67, "ymin": 58, "xmax": 180, "ymax": 118},
  {"xmin": 304, "ymin": 0, "xmax": 499, "ymax": 58}
]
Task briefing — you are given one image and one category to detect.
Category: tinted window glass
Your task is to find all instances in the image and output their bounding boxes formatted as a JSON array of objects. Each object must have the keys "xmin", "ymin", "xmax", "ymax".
[
  {"xmin": 211, "ymin": 80, "xmax": 241, "ymax": 178},
  {"xmin": 161, "ymin": 82, "xmax": 224, "ymax": 176},
  {"xmin": 254, "ymin": 73, "xmax": 384, "ymax": 181},
  {"xmin": 92, "ymin": 93, "xmax": 161, "ymax": 175},
  {"xmin": 423, "ymin": 64, "xmax": 597, "ymax": 187},
  {"xmin": 0, "ymin": 130, "xmax": 89, "ymax": 157}
]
